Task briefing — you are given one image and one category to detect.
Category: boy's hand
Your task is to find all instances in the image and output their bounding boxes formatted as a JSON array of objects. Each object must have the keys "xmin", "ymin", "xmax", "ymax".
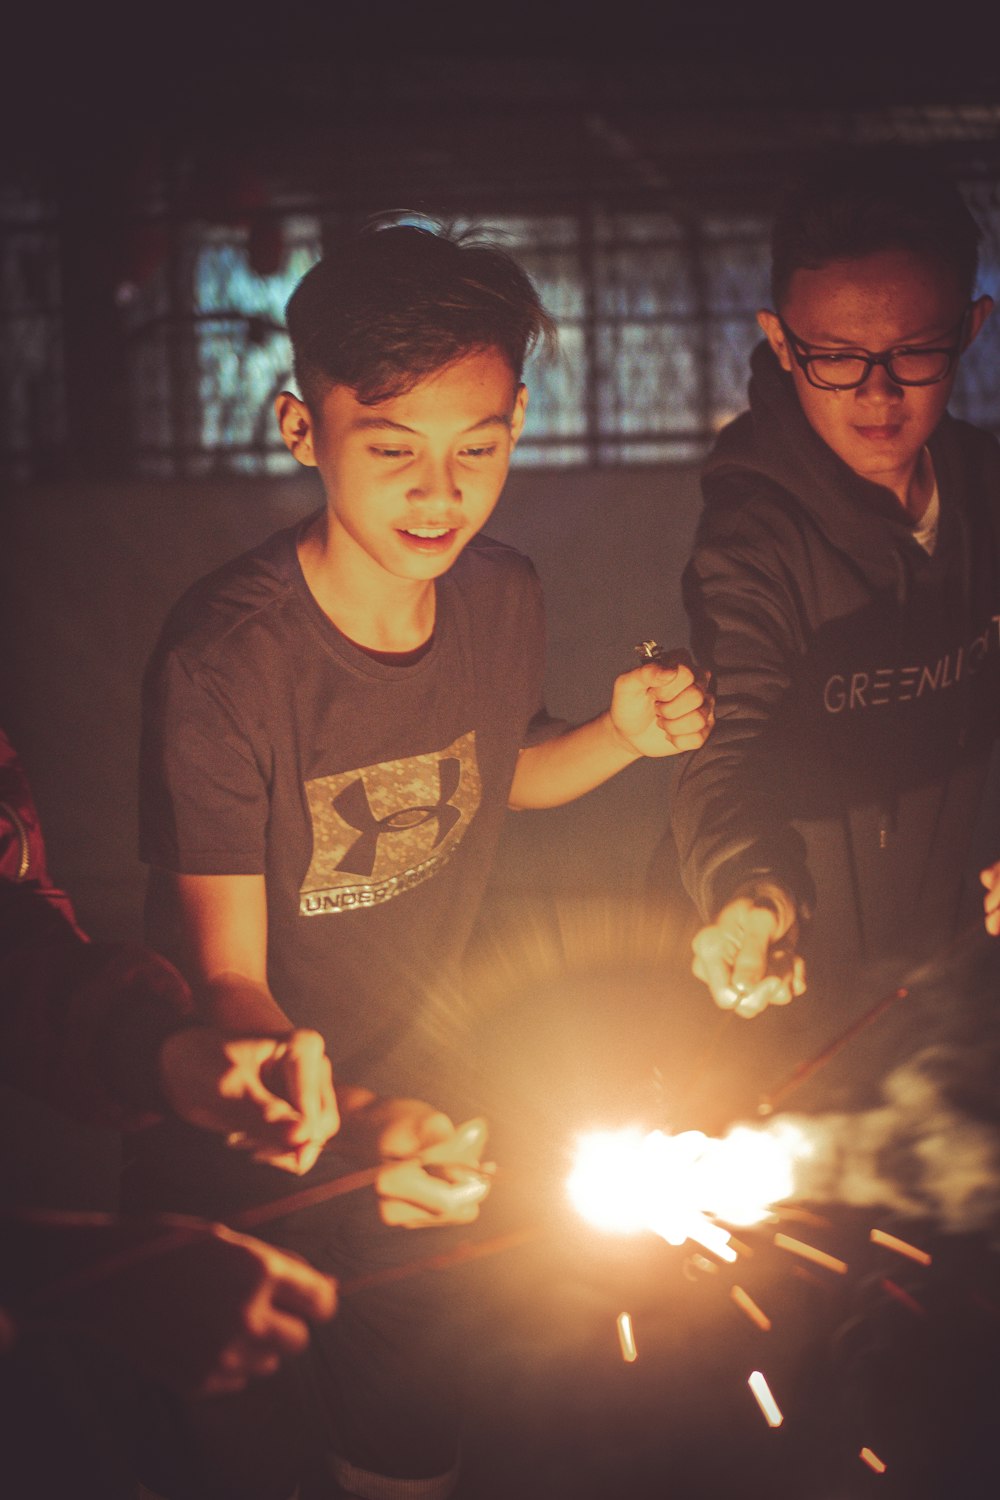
[
  {"xmin": 609, "ymin": 657, "xmax": 714, "ymax": 758},
  {"xmin": 159, "ymin": 1026, "xmax": 340, "ymax": 1175},
  {"xmin": 340, "ymin": 1098, "xmax": 492, "ymax": 1228},
  {"xmin": 981, "ymin": 860, "xmax": 1000, "ymax": 935},
  {"xmin": 17, "ymin": 1215, "xmax": 336, "ymax": 1397},
  {"xmin": 691, "ymin": 888, "xmax": 805, "ymax": 1018}
]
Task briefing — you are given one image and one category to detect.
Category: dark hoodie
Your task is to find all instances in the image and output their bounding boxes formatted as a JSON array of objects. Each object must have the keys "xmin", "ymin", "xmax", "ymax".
[{"xmin": 671, "ymin": 343, "xmax": 1000, "ymax": 1001}]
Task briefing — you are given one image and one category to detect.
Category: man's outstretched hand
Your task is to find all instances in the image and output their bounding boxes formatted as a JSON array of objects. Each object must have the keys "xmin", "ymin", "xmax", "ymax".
[{"xmin": 691, "ymin": 888, "xmax": 805, "ymax": 1018}]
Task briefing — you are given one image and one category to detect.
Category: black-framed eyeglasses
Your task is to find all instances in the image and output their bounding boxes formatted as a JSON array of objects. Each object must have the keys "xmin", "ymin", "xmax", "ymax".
[{"xmin": 778, "ymin": 309, "xmax": 970, "ymax": 390}]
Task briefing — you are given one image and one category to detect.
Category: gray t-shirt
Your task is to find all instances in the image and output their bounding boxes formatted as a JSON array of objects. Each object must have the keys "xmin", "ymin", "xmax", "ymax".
[{"xmin": 140, "ymin": 519, "xmax": 554, "ymax": 1097}]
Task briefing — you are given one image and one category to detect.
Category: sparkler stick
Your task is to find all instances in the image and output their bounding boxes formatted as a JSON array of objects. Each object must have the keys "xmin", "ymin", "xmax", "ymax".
[
  {"xmin": 772, "ymin": 1233, "xmax": 847, "ymax": 1275},
  {"xmin": 616, "ymin": 1311, "xmax": 638, "ymax": 1362},
  {"xmin": 869, "ymin": 1228, "xmax": 932, "ymax": 1266},
  {"xmin": 19, "ymin": 1158, "xmax": 498, "ymax": 1316},
  {"xmin": 757, "ymin": 987, "xmax": 909, "ymax": 1115},
  {"xmin": 758, "ymin": 915, "xmax": 986, "ymax": 1115},
  {"xmin": 232, "ymin": 1162, "xmax": 384, "ymax": 1230},
  {"xmin": 747, "ymin": 1370, "xmax": 783, "ymax": 1427},
  {"xmin": 234, "ymin": 1157, "xmax": 496, "ymax": 1232},
  {"xmin": 859, "ymin": 1447, "xmax": 887, "ymax": 1474},
  {"xmin": 337, "ymin": 1226, "xmax": 542, "ymax": 1297},
  {"xmin": 19, "ymin": 1217, "xmax": 205, "ymax": 1315},
  {"xmin": 730, "ymin": 1285, "xmax": 772, "ymax": 1331}
]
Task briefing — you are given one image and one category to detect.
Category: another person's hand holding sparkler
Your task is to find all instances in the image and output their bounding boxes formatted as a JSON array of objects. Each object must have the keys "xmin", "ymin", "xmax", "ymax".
[
  {"xmin": 159, "ymin": 1024, "xmax": 340, "ymax": 1175},
  {"xmin": 980, "ymin": 859, "xmax": 1000, "ymax": 936},
  {"xmin": 691, "ymin": 882, "xmax": 806, "ymax": 1018},
  {"xmin": 336, "ymin": 1096, "xmax": 492, "ymax": 1227},
  {"xmin": 3, "ymin": 1211, "xmax": 336, "ymax": 1397}
]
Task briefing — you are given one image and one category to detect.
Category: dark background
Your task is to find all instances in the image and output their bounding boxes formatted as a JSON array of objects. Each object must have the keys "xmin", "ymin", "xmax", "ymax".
[{"xmin": 4, "ymin": 10, "xmax": 1000, "ymax": 1496}]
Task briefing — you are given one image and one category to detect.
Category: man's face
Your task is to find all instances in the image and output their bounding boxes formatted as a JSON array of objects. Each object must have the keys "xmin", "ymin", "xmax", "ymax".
[
  {"xmin": 278, "ymin": 347, "xmax": 526, "ymax": 584},
  {"xmin": 758, "ymin": 248, "xmax": 990, "ymax": 492}
]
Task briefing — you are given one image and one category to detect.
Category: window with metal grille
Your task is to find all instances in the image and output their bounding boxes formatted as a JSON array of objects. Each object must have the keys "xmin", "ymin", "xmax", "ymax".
[
  {"xmin": 122, "ymin": 191, "xmax": 1000, "ymax": 476},
  {"xmin": 118, "ymin": 207, "xmax": 776, "ymax": 475},
  {"xmin": 4, "ymin": 185, "xmax": 999, "ymax": 481},
  {"xmin": 0, "ymin": 188, "xmax": 65, "ymax": 483}
]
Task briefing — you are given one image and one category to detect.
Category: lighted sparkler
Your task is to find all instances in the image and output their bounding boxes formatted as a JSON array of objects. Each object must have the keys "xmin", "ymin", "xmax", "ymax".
[{"xmin": 566, "ymin": 1124, "xmax": 801, "ymax": 1261}]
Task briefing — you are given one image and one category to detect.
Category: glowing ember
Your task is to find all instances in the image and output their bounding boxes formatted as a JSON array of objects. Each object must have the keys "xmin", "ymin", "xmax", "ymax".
[
  {"xmin": 567, "ymin": 1126, "xmax": 798, "ymax": 1261},
  {"xmin": 747, "ymin": 1370, "xmax": 783, "ymax": 1427},
  {"xmin": 730, "ymin": 1284, "xmax": 772, "ymax": 1331},
  {"xmin": 616, "ymin": 1311, "xmax": 638, "ymax": 1362},
  {"xmin": 870, "ymin": 1227, "xmax": 933, "ymax": 1266},
  {"xmin": 860, "ymin": 1446, "xmax": 887, "ymax": 1474},
  {"xmin": 773, "ymin": 1232, "xmax": 848, "ymax": 1275}
]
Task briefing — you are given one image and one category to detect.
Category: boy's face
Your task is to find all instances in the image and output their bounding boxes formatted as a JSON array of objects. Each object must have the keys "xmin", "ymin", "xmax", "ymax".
[
  {"xmin": 277, "ymin": 348, "xmax": 526, "ymax": 584},
  {"xmin": 758, "ymin": 248, "xmax": 991, "ymax": 492}
]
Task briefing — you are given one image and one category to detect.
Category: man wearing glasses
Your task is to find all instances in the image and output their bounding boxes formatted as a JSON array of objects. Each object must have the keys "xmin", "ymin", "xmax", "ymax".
[{"xmin": 670, "ymin": 153, "xmax": 1000, "ymax": 1067}]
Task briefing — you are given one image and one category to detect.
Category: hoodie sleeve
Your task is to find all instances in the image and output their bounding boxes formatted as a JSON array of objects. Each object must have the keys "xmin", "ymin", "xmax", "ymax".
[{"xmin": 670, "ymin": 483, "xmax": 815, "ymax": 922}]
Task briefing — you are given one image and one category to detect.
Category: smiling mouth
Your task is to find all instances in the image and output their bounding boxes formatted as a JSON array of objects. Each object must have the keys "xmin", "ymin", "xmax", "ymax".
[
  {"xmin": 400, "ymin": 526, "xmax": 454, "ymax": 539},
  {"xmin": 853, "ymin": 424, "xmax": 904, "ymax": 441}
]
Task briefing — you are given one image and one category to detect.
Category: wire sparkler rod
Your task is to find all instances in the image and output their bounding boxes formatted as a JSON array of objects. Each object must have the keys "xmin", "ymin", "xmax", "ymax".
[
  {"xmin": 758, "ymin": 914, "xmax": 986, "ymax": 1115},
  {"xmin": 757, "ymin": 986, "xmax": 910, "ymax": 1116}
]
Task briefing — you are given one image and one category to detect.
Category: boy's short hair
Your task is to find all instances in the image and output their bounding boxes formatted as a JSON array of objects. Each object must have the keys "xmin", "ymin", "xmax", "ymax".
[
  {"xmin": 286, "ymin": 220, "xmax": 556, "ymax": 408},
  {"xmin": 771, "ymin": 151, "xmax": 982, "ymax": 308}
]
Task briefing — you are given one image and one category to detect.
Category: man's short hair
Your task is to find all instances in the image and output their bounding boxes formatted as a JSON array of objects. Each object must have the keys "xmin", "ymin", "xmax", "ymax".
[
  {"xmin": 286, "ymin": 220, "xmax": 556, "ymax": 408},
  {"xmin": 771, "ymin": 151, "xmax": 982, "ymax": 308}
]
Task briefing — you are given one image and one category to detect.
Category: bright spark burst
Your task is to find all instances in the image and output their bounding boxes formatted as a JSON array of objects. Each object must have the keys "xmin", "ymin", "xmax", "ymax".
[{"xmin": 566, "ymin": 1125, "xmax": 801, "ymax": 1260}]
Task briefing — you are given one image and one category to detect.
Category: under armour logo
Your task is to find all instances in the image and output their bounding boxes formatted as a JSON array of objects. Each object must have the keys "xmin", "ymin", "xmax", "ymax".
[{"xmin": 331, "ymin": 757, "xmax": 462, "ymax": 877}]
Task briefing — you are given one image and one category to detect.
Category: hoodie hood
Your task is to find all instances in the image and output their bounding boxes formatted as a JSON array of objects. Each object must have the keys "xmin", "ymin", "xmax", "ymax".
[{"xmin": 704, "ymin": 342, "xmax": 962, "ymax": 593}]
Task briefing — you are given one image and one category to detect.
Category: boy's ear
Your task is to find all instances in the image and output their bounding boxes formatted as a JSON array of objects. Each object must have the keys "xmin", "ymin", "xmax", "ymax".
[
  {"xmin": 964, "ymin": 294, "xmax": 994, "ymax": 350},
  {"xmin": 510, "ymin": 383, "xmax": 528, "ymax": 446},
  {"xmin": 275, "ymin": 392, "xmax": 318, "ymax": 467},
  {"xmin": 755, "ymin": 310, "xmax": 791, "ymax": 375},
  {"xmin": 757, "ymin": 310, "xmax": 794, "ymax": 373}
]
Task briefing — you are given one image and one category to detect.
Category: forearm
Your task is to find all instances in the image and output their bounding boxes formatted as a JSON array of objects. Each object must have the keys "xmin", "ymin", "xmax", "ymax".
[
  {"xmin": 196, "ymin": 971, "xmax": 294, "ymax": 1034},
  {"xmin": 508, "ymin": 713, "xmax": 640, "ymax": 809},
  {"xmin": 671, "ymin": 749, "xmax": 813, "ymax": 925},
  {"xmin": 673, "ymin": 542, "xmax": 813, "ymax": 920}
]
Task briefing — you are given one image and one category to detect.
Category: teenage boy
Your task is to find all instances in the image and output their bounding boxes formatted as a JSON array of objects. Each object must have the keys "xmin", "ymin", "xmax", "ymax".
[
  {"xmin": 136, "ymin": 223, "xmax": 712, "ymax": 1499},
  {"xmin": 671, "ymin": 154, "xmax": 1000, "ymax": 1045}
]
